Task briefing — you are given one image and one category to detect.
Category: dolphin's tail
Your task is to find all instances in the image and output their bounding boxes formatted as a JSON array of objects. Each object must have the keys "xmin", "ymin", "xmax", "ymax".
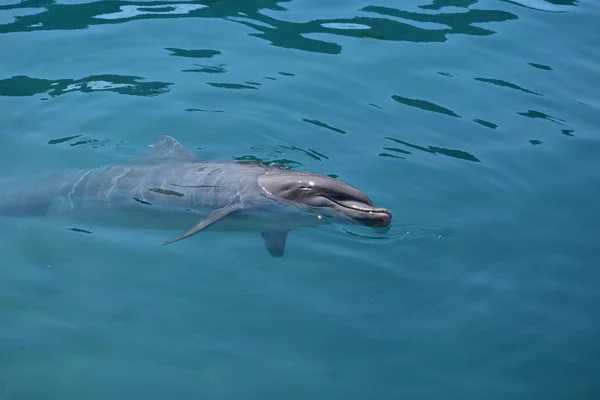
[{"xmin": 0, "ymin": 175, "xmax": 66, "ymax": 217}]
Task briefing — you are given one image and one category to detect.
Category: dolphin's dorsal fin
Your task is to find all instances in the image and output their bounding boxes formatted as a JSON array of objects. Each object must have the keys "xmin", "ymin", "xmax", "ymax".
[
  {"xmin": 261, "ymin": 231, "xmax": 289, "ymax": 257},
  {"xmin": 145, "ymin": 135, "xmax": 199, "ymax": 161}
]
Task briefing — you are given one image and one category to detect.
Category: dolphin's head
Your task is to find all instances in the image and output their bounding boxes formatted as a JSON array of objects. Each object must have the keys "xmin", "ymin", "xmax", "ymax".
[{"xmin": 257, "ymin": 171, "xmax": 391, "ymax": 227}]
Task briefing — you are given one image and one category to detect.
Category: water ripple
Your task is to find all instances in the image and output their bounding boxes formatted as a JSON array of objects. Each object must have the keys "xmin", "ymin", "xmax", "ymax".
[
  {"xmin": 301, "ymin": 119, "xmax": 346, "ymax": 135},
  {"xmin": 518, "ymin": 109, "xmax": 567, "ymax": 124},
  {"xmin": 419, "ymin": 0, "xmax": 478, "ymax": 11},
  {"xmin": 473, "ymin": 119, "xmax": 498, "ymax": 130},
  {"xmin": 528, "ymin": 62, "xmax": 553, "ymax": 71},
  {"xmin": 0, "ymin": 74, "xmax": 172, "ymax": 98},
  {"xmin": 185, "ymin": 108, "xmax": 226, "ymax": 114},
  {"xmin": 382, "ymin": 137, "xmax": 481, "ymax": 163},
  {"xmin": 231, "ymin": 144, "xmax": 331, "ymax": 167},
  {"xmin": 0, "ymin": 1, "xmax": 210, "ymax": 33},
  {"xmin": 0, "ymin": 0, "xmax": 527, "ymax": 55},
  {"xmin": 182, "ymin": 64, "xmax": 227, "ymax": 74},
  {"xmin": 320, "ymin": 22, "xmax": 371, "ymax": 30},
  {"xmin": 45, "ymin": 134, "xmax": 126, "ymax": 150},
  {"xmin": 361, "ymin": 5, "xmax": 518, "ymax": 37},
  {"xmin": 500, "ymin": 0, "xmax": 577, "ymax": 12},
  {"xmin": 392, "ymin": 94, "xmax": 461, "ymax": 118},
  {"xmin": 0, "ymin": 7, "xmax": 45, "ymax": 24},
  {"xmin": 474, "ymin": 77, "xmax": 542, "ymax": 96},
  {"xmin": 94, "ymin": 3, "xmax": 207, "ymax": 20},
  {"xmin": 206, "ymin": 82, "xmax": 258, "ymax": 90},
  {"xmin": 165, "ymin": 48, "xmax": 221, "ymax": 59}
]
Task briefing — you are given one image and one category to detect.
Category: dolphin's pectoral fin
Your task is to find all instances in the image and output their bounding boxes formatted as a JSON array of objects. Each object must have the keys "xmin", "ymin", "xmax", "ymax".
[
  {"xmin": 261, "ymin": 231, "xmax": 289, "ymax": 257},
  {"xmin": 162, "ymin": 204, "xmax": 242, "ymax": 246},
  {"xmin": 141, "ymin": 135, "xmax": 200, "ymax": 162}
]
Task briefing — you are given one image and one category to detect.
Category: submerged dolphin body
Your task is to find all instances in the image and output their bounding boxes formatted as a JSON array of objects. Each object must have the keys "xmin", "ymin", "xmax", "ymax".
[{"xmin": 0, "ymin": 136, "xmax": 391, "ymax": 257}]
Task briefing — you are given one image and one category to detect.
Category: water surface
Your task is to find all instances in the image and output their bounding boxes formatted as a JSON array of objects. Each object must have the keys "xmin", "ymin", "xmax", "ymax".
[{"xmin": 1, "ymin": 0, "xmax": 599, "ymax": 398}]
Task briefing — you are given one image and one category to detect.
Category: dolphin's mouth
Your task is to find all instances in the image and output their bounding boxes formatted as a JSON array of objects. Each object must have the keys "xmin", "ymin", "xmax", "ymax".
[{"xmin": 324, "ymin": 197, "xmax": 392, "ymax": 227}]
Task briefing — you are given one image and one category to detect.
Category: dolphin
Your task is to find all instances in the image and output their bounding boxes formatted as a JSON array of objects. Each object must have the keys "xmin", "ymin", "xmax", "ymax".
[{"xmin": 0, "ymin": 136, "xmax": 392, "ymax": 257}]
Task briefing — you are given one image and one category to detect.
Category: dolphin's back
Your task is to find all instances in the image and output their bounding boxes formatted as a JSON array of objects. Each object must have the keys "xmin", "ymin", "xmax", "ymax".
[{"xmin": 0, "ymin": 160, "xmax": 270, "ymax": 217}]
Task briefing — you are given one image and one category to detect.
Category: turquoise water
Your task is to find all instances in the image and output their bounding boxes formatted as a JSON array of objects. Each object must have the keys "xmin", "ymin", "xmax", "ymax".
[{"xmin": 1, "ymin": 0, "xmax": 599, "ymax": 398}]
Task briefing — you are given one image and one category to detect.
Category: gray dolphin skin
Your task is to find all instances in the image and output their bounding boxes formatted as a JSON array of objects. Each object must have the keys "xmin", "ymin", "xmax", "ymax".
[{"xmin": 0, "ymin": 136, "xmax": 392, "ymax": 257}]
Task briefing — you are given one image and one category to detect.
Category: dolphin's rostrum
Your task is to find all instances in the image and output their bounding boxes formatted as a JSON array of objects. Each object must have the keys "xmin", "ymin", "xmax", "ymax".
[{"xmin": 0, "ymin": 136, "xmax": 392, "ymax": 257}]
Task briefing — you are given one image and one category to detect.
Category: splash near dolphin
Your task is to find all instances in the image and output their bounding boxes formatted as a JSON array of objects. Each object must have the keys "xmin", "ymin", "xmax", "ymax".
[{"xmin": 0, "ymin": 136, "xmax": 392, "ymax": 257}]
